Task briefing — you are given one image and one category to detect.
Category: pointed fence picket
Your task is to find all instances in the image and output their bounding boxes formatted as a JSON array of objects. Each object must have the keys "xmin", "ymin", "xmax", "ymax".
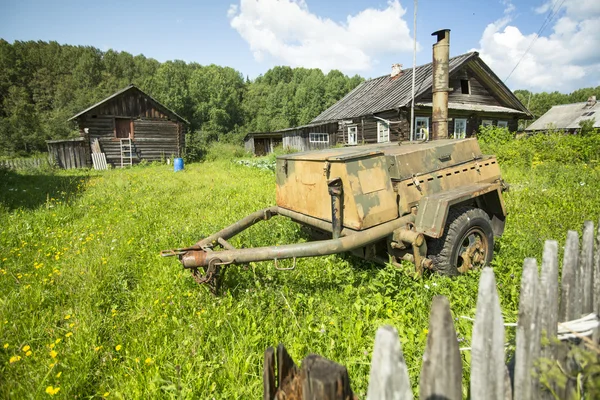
[{"xmin": 263, "ymin": 219, "xmax": 600, "ymax": 400}]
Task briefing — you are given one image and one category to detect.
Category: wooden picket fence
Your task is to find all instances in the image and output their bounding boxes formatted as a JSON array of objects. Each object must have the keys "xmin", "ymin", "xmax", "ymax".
[
  {"xmin": 0, "ymin": 156, "xmax": 54, "ymax": 170},
  {"xmin": 263, "ymin": 219, "xmax": 600, "ymax": 400}
]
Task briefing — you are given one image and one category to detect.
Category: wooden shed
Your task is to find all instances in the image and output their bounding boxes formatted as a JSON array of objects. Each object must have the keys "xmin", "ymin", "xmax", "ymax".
[{"xmin": 53, "ymin": 84, "xmax": 188, "ymax": 168}]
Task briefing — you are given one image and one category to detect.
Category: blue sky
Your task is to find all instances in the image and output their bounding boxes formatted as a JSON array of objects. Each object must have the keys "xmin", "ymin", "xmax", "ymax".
[{"xmin": 1, "ymin": 0, "xmax": 598, "ymax": 92}]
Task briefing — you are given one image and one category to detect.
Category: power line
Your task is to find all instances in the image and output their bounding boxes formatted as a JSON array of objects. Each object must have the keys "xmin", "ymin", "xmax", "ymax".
[{"xmin": 504, "ymin": 0, "xmax": 566, "ymax": 83}]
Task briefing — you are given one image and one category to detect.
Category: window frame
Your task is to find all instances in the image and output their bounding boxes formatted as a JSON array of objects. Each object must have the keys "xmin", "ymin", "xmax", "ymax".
[
  {"xmin": 453, "ymin": 118, "xmax": 467, "ymax": 139},
  {"xmin": 347, "ymin": 125, "xmax": 358, "ymax": 145},
  {"xmin": 377, "ymin": 121, "xmax": 390, "ymax": 143},
  {"xmin": 460, "ymin": 79, "xmax": 470, "ymax": 95},
  {"xmin": 481, "ymin": 119, "xmax": 493, "ymax": 128},
  {"xmin": 497, "ymin": 120, "xmax": 508, "ymax": 128},
  {"xmin": 414, "ymin": 117, "xmax": 429, "ymax": 141},
  {"xmin": 309, "ymin": 132, "xmax": 329, "ymax": 144}
]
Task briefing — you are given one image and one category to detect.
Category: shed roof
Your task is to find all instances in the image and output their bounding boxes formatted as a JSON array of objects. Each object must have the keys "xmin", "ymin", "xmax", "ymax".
[
  {"xmin": 68, "ymin": 84, "xmax": 189, "ymax": 124},
  {"xmin": 525, "ymin": 101, "xmax": 600, "ymax": 131},
  {"xmin": 312, "ymin": 52, "xmax": 531, "ymax": 122}
]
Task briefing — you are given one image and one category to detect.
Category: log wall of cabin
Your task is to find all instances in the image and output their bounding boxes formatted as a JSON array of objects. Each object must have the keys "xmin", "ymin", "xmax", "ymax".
[
  {"xmin": 80, "ymin": 115, "xmax": 182, "ymax": 165},
  {"xmin": 419, "ymin": 65, "xmax": 503, "ymax": 106},
  {"xmin": 77, "ymin": 90, "xmax": 185, "ymax": 166}
]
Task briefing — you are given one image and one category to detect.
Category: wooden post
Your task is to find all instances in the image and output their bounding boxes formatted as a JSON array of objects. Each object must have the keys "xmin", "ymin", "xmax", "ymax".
[
  {"xmin": 419, "ymin": 296, "xmax": 462, "ymax": 400},
  {"xmin": 539, "ymin": 240, "xmax": 559, "ymax": 348},
  {"xmin": 367, "ymin": 325, "xmax": 413, "ymax": 400},
  {"xmin": 581, "ymin": 221, "xmax": 594, "ymax": 314},
  {"xmin": 594, "ymin": 219, "xmax": 600, "ymax": 343},
  {"xmin": 299, "ymin": 354, "xmax": 355, "ymax": 400},
  {"xmin": 470, "ymin": 267, "xmax": 505, "ymax": 400},
  {"xmin": 559, "ymin": 231, "xmax": 580, "ymax": 322},
  {"xmin": 514, "ymin": 258, "xmax": 540, "ymax": 400},
  {"xmin": 263, "ymin": 347, "xmax": 276, "ymax": 400}
]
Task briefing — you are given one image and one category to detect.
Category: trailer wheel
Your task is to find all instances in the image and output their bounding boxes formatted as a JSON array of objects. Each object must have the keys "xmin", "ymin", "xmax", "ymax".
[{"xmin": 427, "ymin": 206, "xmax": 494, "ymax": 275}]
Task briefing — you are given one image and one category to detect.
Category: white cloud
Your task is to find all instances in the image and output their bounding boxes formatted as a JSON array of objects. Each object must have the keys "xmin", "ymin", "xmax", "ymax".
[
  {"xmin": 475, "ymin": 0, "xmax": 600, "ymax": 92},
  {"xmin": 228, "ymin": 0, "xmax": 416, "ymax": 73}
]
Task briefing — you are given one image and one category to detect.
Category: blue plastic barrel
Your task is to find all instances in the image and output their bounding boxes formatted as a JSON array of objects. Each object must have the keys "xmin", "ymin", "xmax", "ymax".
[{"xmin": 174, "ymin": 158, "xmax": 184, "ymax": 172}]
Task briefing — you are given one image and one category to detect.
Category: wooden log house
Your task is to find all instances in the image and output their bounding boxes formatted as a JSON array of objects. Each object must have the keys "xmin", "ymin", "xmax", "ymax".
[
  {"xmin": 49, "ymin": 85, "xmax": 188, "ymax": 168},
  {"xmin": 244, "ymin": 52, "xmax": 532, "ymax": 155}
]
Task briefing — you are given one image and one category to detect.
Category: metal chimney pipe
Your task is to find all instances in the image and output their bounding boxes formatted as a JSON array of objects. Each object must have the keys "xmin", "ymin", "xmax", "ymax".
[{"xmin": 431, "ymin": 29, "xmax": 451, "ymax": 140}]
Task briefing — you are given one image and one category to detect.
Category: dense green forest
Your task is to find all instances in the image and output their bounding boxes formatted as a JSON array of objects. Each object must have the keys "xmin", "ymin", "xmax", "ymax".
[
  {"xmin": 0, "ymin": 39, "xmax": 598, "ymax": 157},
  {"xmin": 0, "ymin": 40, "xmax": 362, "ymax": 156}
]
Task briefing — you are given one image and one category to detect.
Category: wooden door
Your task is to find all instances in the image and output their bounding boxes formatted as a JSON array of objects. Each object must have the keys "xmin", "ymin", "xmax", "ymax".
[{"xmin": 115, "ymin": 119, "xmax": 132, "ymax": 138}]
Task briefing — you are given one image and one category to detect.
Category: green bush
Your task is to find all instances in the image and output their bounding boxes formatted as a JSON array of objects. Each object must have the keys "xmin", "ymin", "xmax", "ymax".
[
  {"xmin": 479, "ymin": 126, "xmax": 600, "ymax": 167},
  {"xmin": 204, "ymin": 141, "xmax": 249, "ymax": 161}
]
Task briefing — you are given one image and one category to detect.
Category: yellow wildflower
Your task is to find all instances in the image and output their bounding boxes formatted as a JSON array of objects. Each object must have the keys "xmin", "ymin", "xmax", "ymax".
[
  {"xmin": 103, "ymin": 392, "xmax": 110, "ymax": 397},
  {"xmin": 50, "ymin": 350, "xmax": 57, "ymax": 358},
  {"xmin": 115, "ymin": 345, "xmax": 122, "ymax": 351},
  {"xmin": 45, "ymin": 386, "xmax": 60, "ymax": 395},
  {"xmin": 135, "ymin": 358, "xmax": 140, "ymax": 363},
  {"xmin": 65, "ymin": 332, "xmax": 73, "ymax": 338},
  {"xmin": 55, "ymin": 338, "xmax": 61, "ymax": 344},
  {"xmin": 423, "ymin": 328, "xmax": 429, "ymax": 334},
  {"xmin": 94, "ymin": 346, "xmax": 102, "ymax": 352},
  {"xmin": 9, "ymin": 355, "xmax": 21, "ymax": 363},
  {"xmin": 69, "ymin": 323, "xmax": 74, "ymax": 328},
  {"xmin": 22, "ymin": 345, "xmax": 30, "ymax": 352},
  {"xmin": 55, "ymin": 372, "xmax": 62, "ymax": 378},
  {"xmin": 3, "ymin": 343, "xmax": 8, "ymax": 349},
  {"xmin": 145, "ymin": 357, "xmax": 152, "ymax": 365},
  {"xmin": 64, "ymin": 315, "xmax": 71, "ymax": 320},
  {"xmin": 49, "ymin": 362, "xmax": 56, "ymax": 368},
  {"xmin": 26, "ymin": 351, "xmax": 32, "ymax": 356}
]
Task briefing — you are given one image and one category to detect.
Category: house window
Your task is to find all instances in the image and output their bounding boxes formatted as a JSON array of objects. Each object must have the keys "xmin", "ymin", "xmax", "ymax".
[
  {"xmin": 497, "ymin": 120, "xmax": 508, "ymax": 128},
  {"xmin": 481, "ymin": 120, "xmax": 493, "ymax": 128},
  {"xmin": 347, "ymin": 126, "xmax": 358, "ymax": 145},
  {"xmin": 414, "ymin": 117, "xmax": 429, "ymax": 141},
  {"xmin": 309, "ymin": 132, "xmax": 329, "ymax": 143},
  {"xmin": 454, "ymin": 118, "xmax": 467, "ymax": 139},
  {"xmin": 377, "ymin": 121, "xmax": 390, "ymax": 143},
  {"xmin": 461, "ymin": 80, "xmax": 470, "ymax": 94},
  {"xmin": 115, "ymin": 118, "xmax": 133, "ymax": 139}
]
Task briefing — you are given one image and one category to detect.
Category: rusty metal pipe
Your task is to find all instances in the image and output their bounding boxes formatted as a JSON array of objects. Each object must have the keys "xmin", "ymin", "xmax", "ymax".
[
  {"xmin": 431, "ymin": 29, "xmax": 451, "ymax": 140},
  {"xmin": 195, "ymin": 206, "xmax": 279, "ymax": 248},
  {"xmin": 181, "ymin": 213, "xmax": 416, "ymax": 268},
  {"xmin": 277, "ymin": 207, "xmax": 356, "ymax": 237},
  {"xmin": 327, "ymin": 177, "xmax": 343, "ymax": 239}
]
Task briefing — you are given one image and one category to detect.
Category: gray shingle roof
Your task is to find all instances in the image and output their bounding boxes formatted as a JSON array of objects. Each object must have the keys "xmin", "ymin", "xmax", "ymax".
[
  {"xmin": 312, "ymin": 52, "xmax": 477, "ymax": 122},
  {"xmin": 68, "ymin": 84, "xmax": 189, "ymax": 124},
  {"xmin": 525, "ymin": 101, "xmax": 600, "ymax": 131},
  {"xmin": 312, "ymin": 51, "xmax": 531, "ymax": 122}
]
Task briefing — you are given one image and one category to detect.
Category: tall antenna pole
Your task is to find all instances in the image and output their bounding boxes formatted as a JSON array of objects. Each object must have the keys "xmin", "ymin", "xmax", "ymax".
[{"xmin": 410, "ymin": 0, "xmax": 418, "ymax": 141}]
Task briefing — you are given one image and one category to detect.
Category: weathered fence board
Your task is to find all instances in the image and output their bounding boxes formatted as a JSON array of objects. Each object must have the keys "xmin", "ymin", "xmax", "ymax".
[
  {"xmin": 0, "ymin": 157, "xmax": 53, "ymax": 170},
  {"xmin": 514, "ymin": 258, "xmax": 541, "ymax": 400},
  {"xmin": 581, "ymin": 221, "xmax": 594, "ymax": 314},
  {"xmin": 263, "ymin": 219, "xmax": 600, "ymax": 400},
  {"xmin": 419, "ymin": 296, "xmax": 462, "ymax": 400},
  {"xmin": 367, "ymin": 326, "xmax": 413, "ymax": 400},
  {"xmin": 470, "ymin": 267, "xmax": 505, "ymax": 400},
  {"xmin": 559, "ymin": 231, "xmax": 580, "ymax": 322}
]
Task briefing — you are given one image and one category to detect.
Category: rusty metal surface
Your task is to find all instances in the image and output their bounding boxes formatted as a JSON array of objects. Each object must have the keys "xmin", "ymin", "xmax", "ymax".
[
  {"xmin": 276, "ymin": 153, "xmax": 398, "ymax": 231},
  {"xmin": 395, "ymin": 156, "xmax": 503, "ymax": 216},
  {"xmin": 431, "ymin": 29, "xmax": 451, "ymax": 140},
  {"xmin": 414, "ymin": 182, "xmax": 503, "ymax": 238},
  {"xmin": 179, "ymin": 213, "xmax": 415, "ymax": 268}
]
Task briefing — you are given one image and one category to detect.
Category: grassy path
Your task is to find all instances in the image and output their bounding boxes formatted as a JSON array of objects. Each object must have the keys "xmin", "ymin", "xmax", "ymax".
[{"xmin": 1, "ymin": 160, "xmax": 599, "ymax": 398}]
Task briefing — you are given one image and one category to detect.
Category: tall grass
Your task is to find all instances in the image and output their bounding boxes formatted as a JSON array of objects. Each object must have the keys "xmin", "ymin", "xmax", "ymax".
[{"xmin": 1, "ymin": 135, "xmax": 599, "ymax": 398}]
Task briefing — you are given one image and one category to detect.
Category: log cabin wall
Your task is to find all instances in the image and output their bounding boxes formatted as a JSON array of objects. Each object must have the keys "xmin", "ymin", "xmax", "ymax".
[
  {"xmin": 74, "ymin": 87, "xmax": 186, "ymax": 166},
  {"xmin": 419, "ymin": 65, "xmax": 502, "ymax": 106}
]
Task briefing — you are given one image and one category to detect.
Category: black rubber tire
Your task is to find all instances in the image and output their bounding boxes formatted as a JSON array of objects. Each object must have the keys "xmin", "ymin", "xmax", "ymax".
[{"xmin": 427, "ymin": 206, "xmax": 494, "ymax": 276}]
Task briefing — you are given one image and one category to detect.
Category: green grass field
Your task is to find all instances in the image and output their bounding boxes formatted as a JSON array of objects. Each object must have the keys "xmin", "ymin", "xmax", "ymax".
[{"xmin": 1, "ymin": 154, "xmax": 599, "ymax": 398}]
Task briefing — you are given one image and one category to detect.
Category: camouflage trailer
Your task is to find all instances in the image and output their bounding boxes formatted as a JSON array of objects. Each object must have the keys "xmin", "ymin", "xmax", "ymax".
[{"xmin": 161, "ymin": 29, "xmax": 509, "ymax": 292}]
